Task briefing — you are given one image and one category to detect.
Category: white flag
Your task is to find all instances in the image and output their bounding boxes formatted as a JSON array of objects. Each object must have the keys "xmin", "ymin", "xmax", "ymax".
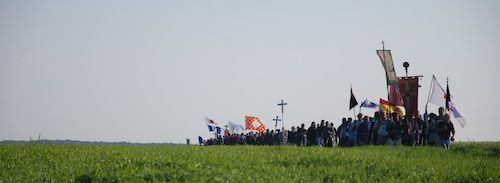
[
  {"xmin": 228, "ymin": 121, "xmax": 245, "ymax": 134},
  {"xmin": 427, "ymin": 76, "xmax": 466, "ymax": 127}
]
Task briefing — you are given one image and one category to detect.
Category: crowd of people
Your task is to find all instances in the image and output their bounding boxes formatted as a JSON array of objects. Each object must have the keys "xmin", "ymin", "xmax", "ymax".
[{"xmin": 201, "ymin": 107, "xmax": 456, "ymax": 149}]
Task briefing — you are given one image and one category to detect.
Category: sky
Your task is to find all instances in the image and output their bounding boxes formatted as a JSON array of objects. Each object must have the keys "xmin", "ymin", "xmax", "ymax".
[{"xmin": 1, "ymin": 1, "xmax": 499, "ymax": 143}]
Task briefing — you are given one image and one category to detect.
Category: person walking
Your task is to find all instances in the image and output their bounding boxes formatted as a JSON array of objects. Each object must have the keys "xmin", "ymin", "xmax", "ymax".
[
  {"xmin": 387, "ymin": 113, "xmax": 403, "ymax": 146},
  {"xmin": 438, "ymin": 114, "xmax": 455, "ymax": 149}
]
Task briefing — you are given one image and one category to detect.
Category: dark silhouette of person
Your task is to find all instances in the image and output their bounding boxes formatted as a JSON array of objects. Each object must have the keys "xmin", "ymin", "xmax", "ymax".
[
  {"xmin": 438, "ymin": 114, "xmax": 455, "ymax": 149},
  {"xmin": 298, "ymin": 123, "xmax": 307, "ymax": 146},
  {"xmin": 307, "ymin": 122, "xmax": 316, "ymax": 146}
]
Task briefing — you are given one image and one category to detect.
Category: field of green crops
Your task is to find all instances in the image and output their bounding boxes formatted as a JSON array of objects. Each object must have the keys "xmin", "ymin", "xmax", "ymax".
[{"xmin": 1, "ymin": 142, "xmax": 499, "ymax": 182}]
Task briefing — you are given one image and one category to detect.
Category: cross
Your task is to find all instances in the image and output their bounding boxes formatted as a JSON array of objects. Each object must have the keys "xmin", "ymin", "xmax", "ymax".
[
  {"xmin": 273, "ymin": 115, "xmax": 281, "ymax": 129},
  {"xmin": 277, "ymin": 99, "xmax": 287, "ymax": 129},
  {"xmin": 278, "ymin": 99, "xmax": 287, "ymax": 113}
]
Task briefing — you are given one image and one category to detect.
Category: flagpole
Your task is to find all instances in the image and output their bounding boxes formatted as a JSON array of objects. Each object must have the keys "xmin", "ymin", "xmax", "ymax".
[
  {"xmin": 278, "ymin": 99, "xmax": 287, "ymax": 130},
  {"xmin": 423, "ymin": 75, "xmax": 435, "ymax": 142},
  {"xmin": 382, "ymin": 41, "xmax": 390, "ymax": 102},
  {"xmin": 425, "ymin": 75, "xmax": 435, "ymax": 107},
  {"xmin": 359, "ymin": 99, "xmax": 364, "ymax": 115},
  {"xmin": 353, "ymin": 107, "xmax": 356, "ymax": 119},
  {"xmin": 446, "ymin": 77, "xmax": 450, "ymax": 111},
  {"xmin": 350, "ymin": 84, "xmax": 356, "ymax": 118}
]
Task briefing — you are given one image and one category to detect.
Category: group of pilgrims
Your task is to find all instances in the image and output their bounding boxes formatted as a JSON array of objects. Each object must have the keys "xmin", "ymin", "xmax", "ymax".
[{"xmin": 202, "ymin": 107, "xmax": 456, "ymax": 149}]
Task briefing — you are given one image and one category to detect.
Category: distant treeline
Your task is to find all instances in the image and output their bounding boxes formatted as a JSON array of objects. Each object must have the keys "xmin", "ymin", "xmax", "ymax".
[{"xmin": 0, "ymin": 139, "xmax": 183, "ymax": 146}]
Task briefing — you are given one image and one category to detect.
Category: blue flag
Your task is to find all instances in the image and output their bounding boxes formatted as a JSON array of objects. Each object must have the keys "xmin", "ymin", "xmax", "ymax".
[
  {"xmin": 205, "ymin": 117, "xmax": 222, "ymax": 134},
  {"xmin": 360, "ymin": 99, "xmax": 378, "ymax": 109}
]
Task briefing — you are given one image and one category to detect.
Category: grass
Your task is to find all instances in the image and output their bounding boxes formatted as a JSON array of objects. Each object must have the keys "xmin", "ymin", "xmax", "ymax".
[{"xmin": 0, "ymin": 142, "xmax": 499, "ymax": 182}]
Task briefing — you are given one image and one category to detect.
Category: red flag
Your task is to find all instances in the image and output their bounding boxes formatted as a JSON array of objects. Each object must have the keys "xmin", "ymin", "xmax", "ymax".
[
  {"xmin": 389, "ymin": 84, "xmax": 404, "ymax": 106},
  {"xmin": 245, "ymin": 115, "xmax": 266, "ymax": 133},
  {"xmin": 379, "ymin": 98, "xmax": 406, "ymax": 117},
  {"xmin": 349, "ymin": 87, "xmax": 358, "ymax": 110}
]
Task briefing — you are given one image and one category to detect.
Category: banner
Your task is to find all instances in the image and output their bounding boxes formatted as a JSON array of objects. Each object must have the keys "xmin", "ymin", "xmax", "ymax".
[
  {"xmin": 398, "ymin": 76, "xmax": 420, "ymax": 116},
  {"xmin": 377, "ymin": 50, "xmax": 398, "ymax": 85}
]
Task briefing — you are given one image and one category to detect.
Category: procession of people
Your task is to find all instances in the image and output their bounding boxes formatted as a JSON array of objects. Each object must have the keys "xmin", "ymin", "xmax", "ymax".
[
  {"xmin": 201, "ymin": 107, "xmax": 455, "ymax": 149},
  {"xmin": 201, "ymin": 44, "xmax": 464, "ymax": 150}
]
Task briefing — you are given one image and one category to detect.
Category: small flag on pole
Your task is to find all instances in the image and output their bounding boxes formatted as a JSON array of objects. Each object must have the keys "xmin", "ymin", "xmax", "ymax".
[
  {"xmin": 350, "ymin": 87, "xmax": 358, "ymax": 110},
  {"xmin": 360, "ymin": 99, "xmax": 378, "ymax": 109}
]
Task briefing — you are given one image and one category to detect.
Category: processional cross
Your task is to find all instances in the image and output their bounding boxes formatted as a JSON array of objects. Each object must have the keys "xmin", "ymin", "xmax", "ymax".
[
  {"xmin": 273, "ymin": 116, "xmax": 281, "ymax": 130},
  {"xmin": 277, "ymin": 99, "xmax": 287, "ymax": 129}
]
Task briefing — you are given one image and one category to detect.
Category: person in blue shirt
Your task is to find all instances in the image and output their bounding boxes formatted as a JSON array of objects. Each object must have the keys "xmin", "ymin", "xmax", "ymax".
[
  {"xmin": 347, "ymin": 117, "xmax": 354, "ymax": 147},
  {"xmin": 352, "ymin": 113, "xmax": 363, "ymax": 146},
  {"xmin": 376, "ymin": 113, "xmax": 389, "ymax": 145},
  {"xmin": 369, "ymin": 112, "xmax": 380, "ymax": 145},
  {"xmin": 427, "ymin": 113, "xmax": 440, "ymax": 146},
  {"xmin": 357, "ymin": 116, "xmax": 369, "ymax": 145},
  {"xmin": 337, "ymin": 118, "xmax": 348, "ymax": 147}
]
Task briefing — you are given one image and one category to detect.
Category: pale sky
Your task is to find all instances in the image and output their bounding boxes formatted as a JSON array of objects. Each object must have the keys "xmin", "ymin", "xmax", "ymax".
[{"xmin": 1, "ymin": 1, "xmax": 499, "ymax": 143}]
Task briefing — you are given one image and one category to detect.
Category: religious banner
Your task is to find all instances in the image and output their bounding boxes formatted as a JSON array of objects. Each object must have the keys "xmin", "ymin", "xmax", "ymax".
[
  {"xmin": 377, "ymin": 49, "xmax": 398, "ymax": 85},
  {"xmin": 397, "ymin": 76, "xmax": 419, "ymax": 117}
]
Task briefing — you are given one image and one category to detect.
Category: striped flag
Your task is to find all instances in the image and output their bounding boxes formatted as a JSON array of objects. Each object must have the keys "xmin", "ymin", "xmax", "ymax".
[
  {"xmin": 379, "ymin": 98, "xmax": 406, "ymax": 117},
  {"xmin": 205, "ymin": 117, "xmax": 222, "ymax": 134}
]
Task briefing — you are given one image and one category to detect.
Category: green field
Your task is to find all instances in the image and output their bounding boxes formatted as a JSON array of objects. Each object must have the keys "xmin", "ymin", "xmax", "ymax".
[{"xmin": 1, "ymin": 142, "xmax": 499, "ymax": 182}]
